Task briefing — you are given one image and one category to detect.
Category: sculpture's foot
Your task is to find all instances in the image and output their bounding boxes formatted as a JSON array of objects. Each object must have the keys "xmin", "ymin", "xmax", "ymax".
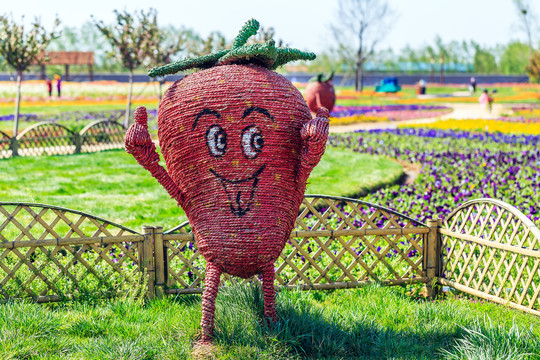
[
  {"xmin": 192, "ymin": 339, "xmax": 218, "ymax": 360},
  {"xmin": 198, "ymin": 333, "xmax": 214, "ymax": 344}
]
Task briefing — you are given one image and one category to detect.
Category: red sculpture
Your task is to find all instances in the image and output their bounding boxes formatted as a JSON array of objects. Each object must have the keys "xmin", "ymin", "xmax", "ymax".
[
  {"xmin": 304, "ymin": 72, "xmax": 336, "ymax": 115},
  {"xmin": 124, "ymin": 19, "xmax": 329, "ymax": 343}
]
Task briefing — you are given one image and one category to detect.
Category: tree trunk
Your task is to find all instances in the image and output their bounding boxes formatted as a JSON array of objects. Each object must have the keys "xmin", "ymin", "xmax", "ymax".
[
  {"xmin": 13, "ymin": 70, "xmax": 22, "ymax": 137},
  {"xmin": 124, "ymin": 70, "xmax": 134, "ymax": 128},
  {"xmin": 356, "ymin": 61, "xmax": 364, "ymax": 92}
]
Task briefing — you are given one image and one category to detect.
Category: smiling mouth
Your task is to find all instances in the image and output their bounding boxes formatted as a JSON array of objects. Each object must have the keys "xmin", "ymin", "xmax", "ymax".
[{"xmin": 209, "ymin": 165, "xmax": 266, "ymax": 216}]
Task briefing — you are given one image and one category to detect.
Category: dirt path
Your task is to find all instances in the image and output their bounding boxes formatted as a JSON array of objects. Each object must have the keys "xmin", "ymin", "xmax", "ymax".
[{"xmin": 329, "ymin": 103, "xmax": 506, "ymax": 133}]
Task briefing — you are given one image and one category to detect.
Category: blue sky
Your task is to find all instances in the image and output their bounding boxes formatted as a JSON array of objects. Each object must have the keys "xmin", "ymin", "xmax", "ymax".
[{"xmin": 4, "ymin": 0, "xmax": 537, "ymax": 53}]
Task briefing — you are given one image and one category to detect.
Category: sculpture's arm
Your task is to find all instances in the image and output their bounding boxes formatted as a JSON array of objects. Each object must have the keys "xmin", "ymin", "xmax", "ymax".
[
  {"xmin": 297, "ymin": 107, "xmax": 330, "ymax": 186},
  {"xmin": 125, "ymin": 106, "xmax": 183, "ymax": 204}
]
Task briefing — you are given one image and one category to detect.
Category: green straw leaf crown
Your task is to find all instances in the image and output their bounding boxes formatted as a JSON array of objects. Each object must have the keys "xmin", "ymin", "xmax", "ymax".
[
  {"xmin": 309, "ymin": 71, "xmax": 335, "ymax": 83},
  {"xmin": 148, "ymin": 19, "xmax": 316, "ymax": 77}
]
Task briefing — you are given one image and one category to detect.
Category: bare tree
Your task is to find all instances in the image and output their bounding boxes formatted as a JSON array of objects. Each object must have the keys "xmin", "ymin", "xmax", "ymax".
[
  {"xmin": 93, "ymin": 9, "xmax": 159, "ymax": 128},
  {"xmin": 149, "ymin": 25, "xmax": 185, "ymax": 99},
  {"xmin": 330, "ymin": 0, "xmax": 395, "ymax": 91},
  {"xmin": 513, "ymin": 0, "xmax": 538, "ymax": 53},
  {"xmin": 0, "ymin": 15, "xmax": 59, "ymax": 136},
  {"xmin": 189, "ymin": 31, "xmax": 229, "ymax": 57}
]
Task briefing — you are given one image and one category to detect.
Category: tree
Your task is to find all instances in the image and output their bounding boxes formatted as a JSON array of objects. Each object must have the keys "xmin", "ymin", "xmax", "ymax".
[
  {"xmin": 500, "ymin": 42, "xmax": 530, "ymax": 74},
  {"xmin": 526, "ymin": 50, "xmax": 540, "ymax": 82},
  {"xmin": 513, "ymin": 0, "xmax": 538, "ymax": 53},
  {"xmin": 0, "ymin": 15, "xmax": 59, "ymax": 137},
  {"xmin": 93, "ymin": 9, "xmax": 159, "ymax": 128},
  {"xmin": 190, "ymin": 31, "xmax": 229, "ymax": 57},
  {"xmin": 473, "ymin": 46, "xmax": 498, "ymax": 74},
  {"xmin": 49, "ymin": 21, "xmax": 113, "ymax": 70},
  {"xmin": 330, "ymin": 0, "xmax": 395, "ymax": 91},
  {"xmin": 148, "ymin": 25, "xmax": 185, "ymax": 99}
]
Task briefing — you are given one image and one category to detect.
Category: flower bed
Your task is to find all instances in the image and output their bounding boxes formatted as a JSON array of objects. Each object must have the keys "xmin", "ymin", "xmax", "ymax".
[
  {"xmin": 329, "ymin": 128, "xmax": 540, "ymax": 224},
  {"xmin": 0, "ymin": 80, "xmax": 162, "ymax": 100},
  {"xmin": 402, "ymin": 118, "xmax": 540, "ymax": 135},
  {"xmin": 0, "ymin": 110, "xmax": 158, "ymax": 123},
  {"xmin": 510, "ymin": 107, "xmax": 540, "ymax": 119},
  {"xmin": 330, "ymin": 105, "xmax": 452, "ymax": 125}
]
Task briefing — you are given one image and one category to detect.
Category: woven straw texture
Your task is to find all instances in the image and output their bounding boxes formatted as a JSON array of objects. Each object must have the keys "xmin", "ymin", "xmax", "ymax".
[
  {"xmin": 304, "ymin": 79, "xmax": 336, "ymax": 114},
  {"xmin": 126, "ymin": 63, "xmax": 329, "ymax": 341}
]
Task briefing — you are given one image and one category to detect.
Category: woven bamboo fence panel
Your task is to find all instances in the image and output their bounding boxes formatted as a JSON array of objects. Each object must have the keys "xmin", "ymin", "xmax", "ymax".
[
  {"xmin": 440, "ymin": 198, "xmax": 540, "ymax": 316},
  {"xmin": 0, "ymin": 202, "xmax": 144, "ymax": 303},
  {"xmin": 16, "ymin": 122, "xmax": 76, "ymax": 156},
  {"xmin": 0, "ymin": 130, "xmax": 11, "ymax": 159},
  {"xmin": 162, "ymin": 195, "xmax": 429, "ymax": 294},
  {"xmin": 79, "ymin": 120, "xmax": 125, "ymax": 153}
]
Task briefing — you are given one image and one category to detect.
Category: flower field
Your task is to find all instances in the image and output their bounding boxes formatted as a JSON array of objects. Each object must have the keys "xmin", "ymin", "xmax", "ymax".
[
  {"xmin": 329, "ymin": 128, "xmax": 540, "ymax": 225},
  {"xmin": 0, "ymin": 80, "xmax": 161, "ymax": 117},
  {"xmin": 0, "ymin": 80, "xmax": 161, "ymax": 101},
  {"xmin": 403, "ymin": 118, "xmax": 540, "ymax": 135},
  {"xmin": 334, "ymin": 83, "xmax": 540, "ymax": 106},
  {"xmin": 330, "ymin": 104, "xmax": 452, "ymax": 124}
]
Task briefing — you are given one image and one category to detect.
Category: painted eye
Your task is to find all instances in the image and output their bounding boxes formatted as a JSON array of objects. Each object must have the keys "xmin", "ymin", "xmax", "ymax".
[
  {"xmin": 241, "ymin": 125, "xmax": 264, "ymax": 159},
  {"xmin": 206, "ymin": 125, "xmax": 227, "ymax": 157}
]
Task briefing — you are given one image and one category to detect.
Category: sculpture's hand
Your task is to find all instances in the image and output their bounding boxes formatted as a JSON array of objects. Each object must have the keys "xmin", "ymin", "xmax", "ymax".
[
  {"xmin": 125, "ymin": 106, "xmax": 182, "ymax": 203},
  {"xmin": 125, "ymin": 107, "xmax": 158, "ymax": 164},
  {"xmin": 300, "ymin": 107, "xmax": 330, "ymax": 169}
]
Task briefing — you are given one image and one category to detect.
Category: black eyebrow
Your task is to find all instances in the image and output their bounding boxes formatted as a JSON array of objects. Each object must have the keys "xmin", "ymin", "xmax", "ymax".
[
  {"xmin": 242, "ymin": 107, "xmax": 275, "ymax": 122},
  {"xmin": 192, "ymin": 108, "xmax": 221, "ymax": 130}
]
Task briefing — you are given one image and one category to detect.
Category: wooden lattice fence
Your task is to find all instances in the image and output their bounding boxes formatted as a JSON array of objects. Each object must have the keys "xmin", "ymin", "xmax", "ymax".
[
  {"xmin": 161, "ymin": 195, "xmax": 430, "ymax": 295},
  {"xmin": 1, "ymin": 196, "xmax": 539, "ymax": 316},
  {"xmin": 0, "ymin": 196, "xmax": 432, "ymax": 302},
  {"xmin": 0, "ymin": 203, "xmax": 144, "ymax": 302},
  {"xmin": 439, "ymin": 198, "xmax": 540, "ymax": 316},
  {"xmin": 16, "ymin": 123, "xmax": 76, "ymax": 156},
  {"xmin": 0, "ymin": 130, "xmax": 11, "ymax": 159},
  {"xmin": 80, "ymin": 120, "xmax": 126, "ymax": 153},
  {"xmin": 0, "ymin": 120, "xmax": 125, "ymax": 159}
]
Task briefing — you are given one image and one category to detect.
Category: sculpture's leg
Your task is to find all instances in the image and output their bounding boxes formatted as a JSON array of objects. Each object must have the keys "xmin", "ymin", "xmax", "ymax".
[
  {"xmin": 200, "ymin": 262, "xmax": 222, "ymax": 343},
  {"xmin": 262, "ymin": 264, "xmax": 277, "ymax": 322}
]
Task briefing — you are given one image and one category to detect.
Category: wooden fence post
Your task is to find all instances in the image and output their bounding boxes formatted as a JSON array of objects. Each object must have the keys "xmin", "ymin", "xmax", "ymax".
[
  {"xmin": 426, "ymin": 218, "xmax": 441, "ymax": 298},
  {"xmin": 154, "ymin": 226, "xmax": 165, "ymax": 299},
  {"xmin": 141, "ymin": 226, "xmax": 155, "ymax": 300}
]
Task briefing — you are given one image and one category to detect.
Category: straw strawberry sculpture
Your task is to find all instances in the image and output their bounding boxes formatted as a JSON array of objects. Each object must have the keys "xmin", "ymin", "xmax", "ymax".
[
  {"xmin": 125, "ymin": 19, "xmax": 329, "ymax": 343},
  {"xmin": 304, "ymin": 72, "xmax": 336, "ymax": 114}
]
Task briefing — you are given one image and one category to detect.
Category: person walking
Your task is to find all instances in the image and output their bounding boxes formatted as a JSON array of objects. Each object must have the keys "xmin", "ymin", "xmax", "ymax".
[
  {"xmin": 469, "ymin": 76, "xmax": 477, "ymax": 93},
  {"xmin": 54, "ymin": 74, "xmax": 62, "ymax": 97},
  {"xmin": 419, "ymin": 79, "xmax": 426, "ymax": 95},
  {"xmin": 479, "ymin": 89, "xmax": 494, "ymax": 112},
  {"xmin": 45, "ymin": 78, "xmax": 52, "ymax": 97}
]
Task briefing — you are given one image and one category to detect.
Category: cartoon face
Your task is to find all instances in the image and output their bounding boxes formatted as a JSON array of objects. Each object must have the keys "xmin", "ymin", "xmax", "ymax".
[
  {"xmin": 158, "ymin": 65, "xmax": 311, "ymax": 221},
  {"xmin": 205, "ymin": 110, "xmax": 268, "ymax": 215}
]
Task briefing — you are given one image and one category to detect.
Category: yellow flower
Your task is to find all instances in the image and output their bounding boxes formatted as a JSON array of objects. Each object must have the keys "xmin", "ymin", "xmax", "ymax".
[{"xmin": 400, "ymin": 119, "xmax": 540, "ymax": 135}]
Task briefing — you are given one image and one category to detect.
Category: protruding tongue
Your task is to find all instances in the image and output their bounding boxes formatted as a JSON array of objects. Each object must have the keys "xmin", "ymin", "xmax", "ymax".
[{"xmin": 221, "ymin": 178, "xmax": 257, "ymax": 216}]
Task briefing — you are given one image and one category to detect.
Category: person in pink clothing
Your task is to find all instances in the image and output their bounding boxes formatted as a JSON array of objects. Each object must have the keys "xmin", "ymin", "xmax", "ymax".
[{"xmin": 479, "ymin": 89, "xmax": 493, "ymax": 112}]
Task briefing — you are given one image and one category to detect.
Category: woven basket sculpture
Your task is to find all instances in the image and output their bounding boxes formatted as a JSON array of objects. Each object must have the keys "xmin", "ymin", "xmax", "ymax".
[
  {"xmin": 125, "ymin": 19, "xmax": 329, "ymax": 343},
  {"xmin": 304, "ymin": 72, "xmax": 336, "ymax": 115}
]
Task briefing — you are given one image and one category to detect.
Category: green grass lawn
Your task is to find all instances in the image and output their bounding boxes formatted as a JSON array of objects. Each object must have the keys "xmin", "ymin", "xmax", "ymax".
[
  {"xmin": 2, "ymin": 284, "xmax": 539, "ymax": 359},
  {"xmin": 0, "ymin": 148, "xmax": 403, "ymax": 231}
]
